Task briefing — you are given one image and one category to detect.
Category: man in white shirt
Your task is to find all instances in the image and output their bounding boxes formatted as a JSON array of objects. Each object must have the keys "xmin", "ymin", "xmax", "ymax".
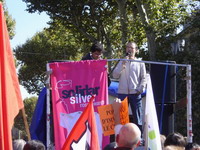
[{"xmin": 112, "ymin": 42, "xmax": 146, "ymax": 132}]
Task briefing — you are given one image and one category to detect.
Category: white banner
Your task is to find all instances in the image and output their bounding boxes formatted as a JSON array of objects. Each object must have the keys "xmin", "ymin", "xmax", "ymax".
[{"xmin": 144, "ymin": 74, "xmax": 162, "ymax": 150}]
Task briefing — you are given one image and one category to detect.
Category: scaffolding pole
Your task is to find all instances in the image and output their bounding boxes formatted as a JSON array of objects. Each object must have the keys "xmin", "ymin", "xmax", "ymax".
[
  {"xmin": 187, "ymin": 65, "xmax": 192, "ymax": 143},
  {"xmin": 46, "ymin": 64, "xmax": 51, "ymax": 149}
]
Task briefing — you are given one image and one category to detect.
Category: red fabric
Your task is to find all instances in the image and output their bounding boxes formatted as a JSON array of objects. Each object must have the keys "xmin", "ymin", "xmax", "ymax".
[
  {"xmin": 62, "ymin": 95, "xmax": 100, "ymax": 150},
  {"xmin": 0, "ymin": 3, "xmax": 24, "ymax": 150}
]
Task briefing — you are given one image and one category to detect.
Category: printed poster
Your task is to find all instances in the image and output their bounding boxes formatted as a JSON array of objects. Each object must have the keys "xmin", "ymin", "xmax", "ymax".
[{"xmin": 97, "ymin": 97, "xmax": 129, "ymax": 136}]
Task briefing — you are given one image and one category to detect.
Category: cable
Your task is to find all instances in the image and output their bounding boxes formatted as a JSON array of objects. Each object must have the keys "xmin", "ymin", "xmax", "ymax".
[{"xmin": 159, "ymin": 65, "xmax": 168, "ymax": 132}]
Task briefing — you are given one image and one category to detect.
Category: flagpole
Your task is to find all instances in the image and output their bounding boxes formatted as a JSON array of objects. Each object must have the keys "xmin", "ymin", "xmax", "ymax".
[{"xmin": 21, "ymin": 108, "xmax": 31, "ymax": 140}]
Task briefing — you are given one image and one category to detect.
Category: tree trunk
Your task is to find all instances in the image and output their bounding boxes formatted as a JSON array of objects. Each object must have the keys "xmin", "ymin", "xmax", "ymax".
[
  {"xmin": 116, "ymin": 0, "xmax": 128, "ymax": 46},
  {"xmin": 134, "ymin": 0, "xmax": 157, "ymax": 60},
  {"xmin": 146, "ymin": 29, "xmax": 157, "ymax": 60}
]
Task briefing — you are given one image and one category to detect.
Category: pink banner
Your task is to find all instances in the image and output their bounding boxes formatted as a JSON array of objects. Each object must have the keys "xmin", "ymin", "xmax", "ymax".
[{"xmin": 49, "ymin": 60, "xmax": 109, "ymax": 150}]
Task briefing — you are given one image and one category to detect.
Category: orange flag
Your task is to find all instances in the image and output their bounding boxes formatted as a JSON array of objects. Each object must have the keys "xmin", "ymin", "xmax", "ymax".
[
  {"xmin": 0, "ymin": 3, "xmax": 24, "ymax": 150},
  {"xmin": 62, "ymin": 95, "xmax": 100, "ymax": 150}
]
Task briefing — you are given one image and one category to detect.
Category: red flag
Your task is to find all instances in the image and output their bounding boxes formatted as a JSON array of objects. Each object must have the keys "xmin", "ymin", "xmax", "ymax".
[
  {"xmin": 0, "ymin": 3, "xmax": 24, "ymax": 150},
  {"xmin": 62, "ymin": 95, "xmax": 100, "ymax": 150}
]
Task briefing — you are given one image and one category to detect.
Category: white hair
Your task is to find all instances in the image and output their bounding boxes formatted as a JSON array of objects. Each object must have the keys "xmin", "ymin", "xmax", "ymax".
[{"xmin": 13, "ymin": 139, "xmax": 26, "ymax": 150}]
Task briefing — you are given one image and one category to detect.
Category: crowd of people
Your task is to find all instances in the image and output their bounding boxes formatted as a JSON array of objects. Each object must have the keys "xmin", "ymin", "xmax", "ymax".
[
  {"xmin": 162, "ymin": 132, "xmax": 200, "ymax": 150},
  {"xmin": 13, "ymin": 139, "xmax": 45, "ymax": 150}
]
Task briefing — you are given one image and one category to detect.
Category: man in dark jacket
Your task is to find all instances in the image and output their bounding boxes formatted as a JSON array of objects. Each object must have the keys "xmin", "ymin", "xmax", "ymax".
[
  {"xmin": 82, "ymin": 42, "xmax": 103, "ymax": 60},
  {"xmin": 82, "ymin": 42, "xmax": 111, "ymax": 86}
]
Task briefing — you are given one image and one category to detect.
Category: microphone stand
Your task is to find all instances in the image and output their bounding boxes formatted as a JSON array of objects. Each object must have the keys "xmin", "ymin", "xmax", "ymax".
[{"xmin": 109, "ymin": 59, "xmax": 120, "ymax": 76}]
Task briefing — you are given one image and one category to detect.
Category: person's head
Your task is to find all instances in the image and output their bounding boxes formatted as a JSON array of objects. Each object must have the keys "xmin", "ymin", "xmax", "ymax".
[
  {"xmin": 164, "ymin": 132, "xmax": 186, "ymax": 147},
  {"xmin": 185, "ymin": 143, "xmax": 200, "ymax": 150},
  {"xmin": 103, "ymin": 142, "xmax": 117, "ymax": 150},
  {"xmin": 116, "ymin": 123, "xmax": 141, "ymax": 149},
  {"xmin": 23, "ymin": 140, "xmax": 45, "ymax": 150},
  {"xmin": 160, "ymin": 134, "xmax": 166, "ymax": 149},
  {"xmin": 90, "ymin": 42, "xmax": 104, "ymax": 60},
  {"xmin": 13, "ymin": 139, "xmax": 26, "ymax": 150},
  {"xmin": 164, "ymin": 145, "xmax": 185, "ymax": 150},
  {"xmin": 126, "ymin": 42, "xmax": 138, "ymax": 58}
]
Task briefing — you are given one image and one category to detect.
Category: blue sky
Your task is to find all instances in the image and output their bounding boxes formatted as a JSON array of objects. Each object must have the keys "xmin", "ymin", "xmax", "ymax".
[
  {"xmin": 6, "ymin": 0, "xmax": 50, "ymax": 48},
  {"xmin": 6, "ymin": 0, "xmax": 50, "ymax": 99}
]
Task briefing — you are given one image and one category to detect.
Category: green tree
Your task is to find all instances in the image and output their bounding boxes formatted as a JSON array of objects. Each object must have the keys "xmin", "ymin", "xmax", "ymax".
[
  {"xmin": 25, "ymin": 0, "xmax": 119, "ymax": 57},
  {"xmin": 14, "ymin": 96, "xmax": 38, "ymax": 140},
  {"xmin": 15, "ymin": 0, "xmax": 192, "ymax": 94},
  {"xmin": 14, "ymin": 24, "xmax": 90, "ymax": 94},
  {"xmin": 173, "ymin": 10, "xmax": 200, "ymax": 142},
  {"xmin": 174, "ymin": 50, "xmax": 200, "ymax": 143},
  {"xmin": 157, "ymin": 6, "xmax": 200, "ymax": 142},
  {"xmin": 1, "ymin": 0, "xmax": 16, "ymax": 39},
  {"xmin": 22, "ymin": 0, "xmax": 190, "ymax": 60}
]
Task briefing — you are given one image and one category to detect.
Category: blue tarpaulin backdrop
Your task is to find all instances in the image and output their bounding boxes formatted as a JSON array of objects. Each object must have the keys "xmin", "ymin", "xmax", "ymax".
[{"xmin": 30, "ymin": 87, "xmax": 47, "ymax": 146}]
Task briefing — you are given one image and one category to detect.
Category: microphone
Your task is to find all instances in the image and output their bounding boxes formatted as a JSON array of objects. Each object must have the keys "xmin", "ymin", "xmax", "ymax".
[
  {"xmin": 126, "ymin": 52, "xmax": 132, "ymax": 58},
  {"xmin": 126, "ymin": 52, "xmax": 130, "ymax": 56},
  {"xmin": 110, "ymin": 51, "xmax": 131, "ymax": 74}
]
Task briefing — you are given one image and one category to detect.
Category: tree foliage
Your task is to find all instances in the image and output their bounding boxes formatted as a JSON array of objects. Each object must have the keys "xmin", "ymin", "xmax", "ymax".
[
  {"xmin": 173, "ymin": 50, "xmax": 200, "ymax": 143},
  {"xmin": 1, "ymin": 0, "xmax": 16, "ymax": 39},
  {"xmin": 173, "ymin": 10, "xmax": 200, "ymax": 141},
  {"xmin": 21, "ymin": 0, "xmax": 190, "ymax": 59},
  {"xmin": 14, "ymin": 26, "xmax": 86, "ymax": 94},
  {"xmin": 15, "ymin": 0, "xmax": 193, "ymax": 94}
]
